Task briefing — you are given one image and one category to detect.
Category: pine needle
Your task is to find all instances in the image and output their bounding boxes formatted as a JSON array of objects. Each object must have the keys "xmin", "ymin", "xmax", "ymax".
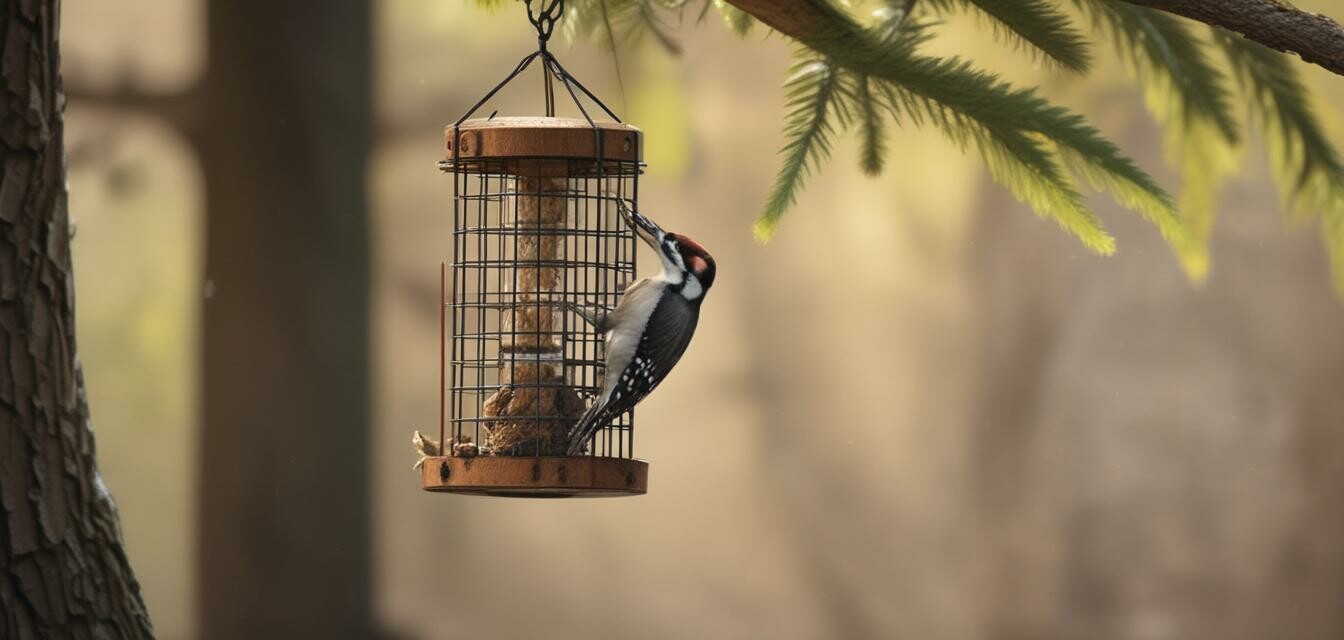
[
  {"xmin": 713, "ymin": 0, "xmax": 753, "ymax": 35},
  {"xmin": 1168, "ymin": 118, "xmax": 1240, "ymax": 280},
  {"xmin": 855, "ymin": 75, "xmax": 887, "ymax": 176},
  {"xmin": 1073, "ymin": 1, "xmax": 1242, "ymax": 277},
  {"xmin": 883, "ymin": 81, "xmax": 1117, "ymax": 254},
  {"xmin": 756, "ymin": 55, "xmax": 848, "ymax": 241},
  {"xmin": 1217, "ymin": 31, "xmax": 1344, "ymax": 293},
  {"xmin": 1078, "ymin": 1, "xmax": 1239, "ymax": 143},
  {"xmin": 923, "ymin": 0, "xmax": 1091, "ymax": 72},
  {"xmin": 875, "ymin": 53, "xmax": 1175, "ymax": 252},
  {"xmin": 566, "ymin": 0, "xmax": 685, "ymax": 55}
]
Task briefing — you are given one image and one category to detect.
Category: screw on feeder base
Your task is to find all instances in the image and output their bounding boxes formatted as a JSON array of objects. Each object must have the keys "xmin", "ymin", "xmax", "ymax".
[{"xmin": 421, "ymin": 457, "xmax": 648, "ymax": 497}]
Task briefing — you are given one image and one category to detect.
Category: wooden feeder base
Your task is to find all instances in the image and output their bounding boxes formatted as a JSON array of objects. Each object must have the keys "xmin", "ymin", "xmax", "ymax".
[{"xmin": 421, "ymin": 456, "xmax": 648, "ymax": 498}]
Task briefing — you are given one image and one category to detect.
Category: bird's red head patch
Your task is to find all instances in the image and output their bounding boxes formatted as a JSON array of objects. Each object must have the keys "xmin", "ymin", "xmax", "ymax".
[{"xmin": 670, "ymin": 233, "xmax": 716, "ymax": 289}]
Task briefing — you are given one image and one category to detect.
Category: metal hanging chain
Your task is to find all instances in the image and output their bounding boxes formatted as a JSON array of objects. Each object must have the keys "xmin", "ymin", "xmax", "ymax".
[
  {"xmin": 525, "ymin": 0, "xmax": 564, "ymax": 50},
  {"xmin": 453, "ymin": 0, "xmax": 622, "ymax": 126},
  {"xmin": 525, "ymin": 0, "xmax": 563, "ymax": 114}
]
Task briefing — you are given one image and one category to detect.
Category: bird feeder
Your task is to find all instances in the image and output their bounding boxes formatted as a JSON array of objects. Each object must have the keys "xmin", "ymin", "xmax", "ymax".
[{"xmin": 419, "ymin": 0, "xmax": 648, "ymax": 497}]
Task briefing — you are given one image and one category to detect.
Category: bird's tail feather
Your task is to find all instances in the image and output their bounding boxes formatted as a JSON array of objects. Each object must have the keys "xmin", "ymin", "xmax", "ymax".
[{"xmin": 566, "ymin": 399, "xmax": 624, "ymax": 456}]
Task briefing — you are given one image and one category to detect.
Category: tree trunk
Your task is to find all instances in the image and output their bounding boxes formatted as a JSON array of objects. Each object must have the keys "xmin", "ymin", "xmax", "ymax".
[
  {"xmin": 197, "ymin": 0, "xmax": 373, "ymax": 637},
  {"xmin": 0, "ymin": 0, "xmax": 155, "ymax": 637}
]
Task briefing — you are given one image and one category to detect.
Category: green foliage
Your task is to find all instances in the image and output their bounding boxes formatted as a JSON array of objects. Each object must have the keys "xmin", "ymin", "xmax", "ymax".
[
  {"xmin": 474, "ymin": 0, "xmax": 1344, "ymax": 289},
  {"xmin": 786, "ymin": 6, "xmax": 1177, "ymax": 253},
  {"xmin": 563, "ymin": 0, "xmax": 689, "ymax": 54},
  {"xmin": 1075, "ymin": 0, "xmax": 1240, "ymax": 279},
  {"xmin": 855, "ymin": 75, "xmax": 887, "ymax": 176},
  {"xmin": 871, "ymin": 58, "xmax": 1117, "ymax": 253},
  {"xmin": 1216, "ymin": 32, "xmax": 1344, "ymax": 292},
  {"xmin": 924, "ymin": 0, "xmax": 1091, "ymax": 72},
  {"xmin": 712, "ymin": 0, "xmax": 754, "ymax": 35},
  {"xmin": 1076, "ymin": 1, "xmax": 1238, "ymax": 141},
  {"xmin": 558, "ymin": 0, "xmax": 750, "ymax": 53},
  {"xmin": 755, "ymin": 0, "xmax": 1341, "ymax": 288},
  {"xmin": 756, "ymin": 56, "xmax": 848, "ymax": 240}
]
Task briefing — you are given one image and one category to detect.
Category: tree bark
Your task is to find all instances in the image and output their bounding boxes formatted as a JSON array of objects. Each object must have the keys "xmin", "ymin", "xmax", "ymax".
[
  {"xmin": 721, "ymin": 0, "xmax": 832, "ymax": 46},
  {"xmin": 1118, "ymin": 0, "xmax": 1344, "ymax": 76},
  {"xmin": 0, "ymin": 0, "xmax": 155, "ymax": 638},
  {"xmin": 724, "ymin": 0, "xmax": 1344, "ymax": 77},
  {"xmin": 197, "ymin": 1, "xmax": 373, "ymax": 637}
]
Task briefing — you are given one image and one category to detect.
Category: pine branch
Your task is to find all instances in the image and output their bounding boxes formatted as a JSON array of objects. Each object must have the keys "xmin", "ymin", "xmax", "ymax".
[
  {"xmin": 727, "ymin": 0, "xmax": 1344, "ymax": 78},
  {"xmin": 883, "ymin": 79, "xmax": 1119, "ymax": 253},
  {"xmin": 756, "ymin": 56, "xmax": 847, "ymax": 240},
  {"xmin": 734, "ymin": 0, "xmax": 1179, "ymax": 251},
  {"xmin": 565, "ymin": 0, "xmax": 686, "ymax": 55},
  {"xmin": 1119, "ymin": 0, "xmax": 1344, "ymax": 77},
  {"xmin": 1076, "ymin": 1, "xmax": 1240, "ymax": 278},
  {"xmin": 597, "ymin": 0, "xmax": 630, "ymax": 98},
  {"xmin": 639, "ymin": 1, "xmax": 685, "ymax": 53},
  {"xmin": 714, "ymin": 0, "xmax": 754, "ymax": 35},
  {"xmin": 923, "ymin": 0, "xmax": 1092, "ymax": 72},
  {"xmin": 1164, "ymin": 119, "xmax": 1241, "ymax": 279},
  {"xmin": 1078, "ymin": 1, "xmax": 1239, "ymax": 142},
  {"xmin": 1217, "ymin": 31, "xmax": 1344, "ymax": 291},
  {"xmin": 855, "ymin": 75, "xmax": 887, "ymax": 176}
]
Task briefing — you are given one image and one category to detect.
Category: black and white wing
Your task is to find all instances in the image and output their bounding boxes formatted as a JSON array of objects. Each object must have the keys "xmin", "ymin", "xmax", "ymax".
[{"xmin": 566, "ymin": 293, "xmax": 700, "ymax": 454}]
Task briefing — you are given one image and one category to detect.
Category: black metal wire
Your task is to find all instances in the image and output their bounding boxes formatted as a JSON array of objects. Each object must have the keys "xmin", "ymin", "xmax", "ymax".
[
  {"xmin": 526, "ymin": 0, "xmax": 561, "ymax": 115},
  {"xmin": 525, "ymin": 0, "xmax": 563, "ymax": 47},
  {"xmin": 453, "ymin": 0, "xmax": 622, "ymax": 126}
]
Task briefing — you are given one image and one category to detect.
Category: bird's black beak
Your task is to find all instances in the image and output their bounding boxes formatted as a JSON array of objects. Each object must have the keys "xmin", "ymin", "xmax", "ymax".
[{"xmin": 616, "ymin": 199, "xmax": 664, "ymax": 248}]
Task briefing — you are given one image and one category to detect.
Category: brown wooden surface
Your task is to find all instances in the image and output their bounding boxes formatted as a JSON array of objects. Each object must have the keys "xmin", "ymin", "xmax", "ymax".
[
  {"xmin": 421, "ymin": 456, "xmax": 649, "ymax": 497},
  {"xmin": 444, "ymin": 117, "xmax": 642, "ymax": 167}
]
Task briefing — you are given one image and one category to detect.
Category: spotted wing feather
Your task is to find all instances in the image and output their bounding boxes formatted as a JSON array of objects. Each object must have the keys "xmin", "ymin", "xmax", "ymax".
[{"xmin": 566, "ymin": 293, "xmax": 699, "ymax": 455}]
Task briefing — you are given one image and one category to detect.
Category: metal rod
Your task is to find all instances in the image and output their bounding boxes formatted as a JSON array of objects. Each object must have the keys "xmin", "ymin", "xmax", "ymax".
[
  {"xmin": 440, "ymin": 261, "xmax": 446, "ymax": 454},
  {"xmin": 454, "ymin": 52, "xmax": 541, "ymax": 126},
  {"xmin": 546, "ymin": 54, "xmax": 623, "ymax": 123}
]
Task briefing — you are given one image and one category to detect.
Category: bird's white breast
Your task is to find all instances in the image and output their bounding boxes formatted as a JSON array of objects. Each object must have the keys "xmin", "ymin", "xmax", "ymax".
[{"xmin": 599, "ymin": 277, "xmax": 665, "ymax": 403}]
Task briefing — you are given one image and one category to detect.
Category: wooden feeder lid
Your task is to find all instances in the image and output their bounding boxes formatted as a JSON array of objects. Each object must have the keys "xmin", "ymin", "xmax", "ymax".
[
  {"xmin": 421, "ymin": 456, "xmax": 648, "ymax": 498},
  {"xmin": 443, "ymin": 117, "xmax": 642, "ymax": 175}
]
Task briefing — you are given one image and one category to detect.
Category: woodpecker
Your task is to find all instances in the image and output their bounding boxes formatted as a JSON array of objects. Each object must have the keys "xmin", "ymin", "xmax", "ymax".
[{"xmin": 566, "ymin": 199, "xmax": 716, "ymax": 455}]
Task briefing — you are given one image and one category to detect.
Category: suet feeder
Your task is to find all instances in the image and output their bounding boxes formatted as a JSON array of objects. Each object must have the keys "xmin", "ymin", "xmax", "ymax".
[{"xmin": 419, "ymin": 0, "xmax": 648, "ymax": 497}]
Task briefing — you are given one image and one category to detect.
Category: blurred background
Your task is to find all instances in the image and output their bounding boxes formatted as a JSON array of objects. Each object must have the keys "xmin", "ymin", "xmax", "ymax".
[{"xmin": 60, "ymin": 0, "xmax": 1344, "ymax": 638}]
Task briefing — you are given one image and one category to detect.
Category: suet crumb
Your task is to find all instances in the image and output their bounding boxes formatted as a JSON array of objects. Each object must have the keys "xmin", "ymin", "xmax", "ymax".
[
  {"xmin": 412, "ymin": 431, "xmax": 480, "ymax": 470},
  {"xmin": 411, "ymin": 430, "xmax": 439, "ymax": 471}
]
